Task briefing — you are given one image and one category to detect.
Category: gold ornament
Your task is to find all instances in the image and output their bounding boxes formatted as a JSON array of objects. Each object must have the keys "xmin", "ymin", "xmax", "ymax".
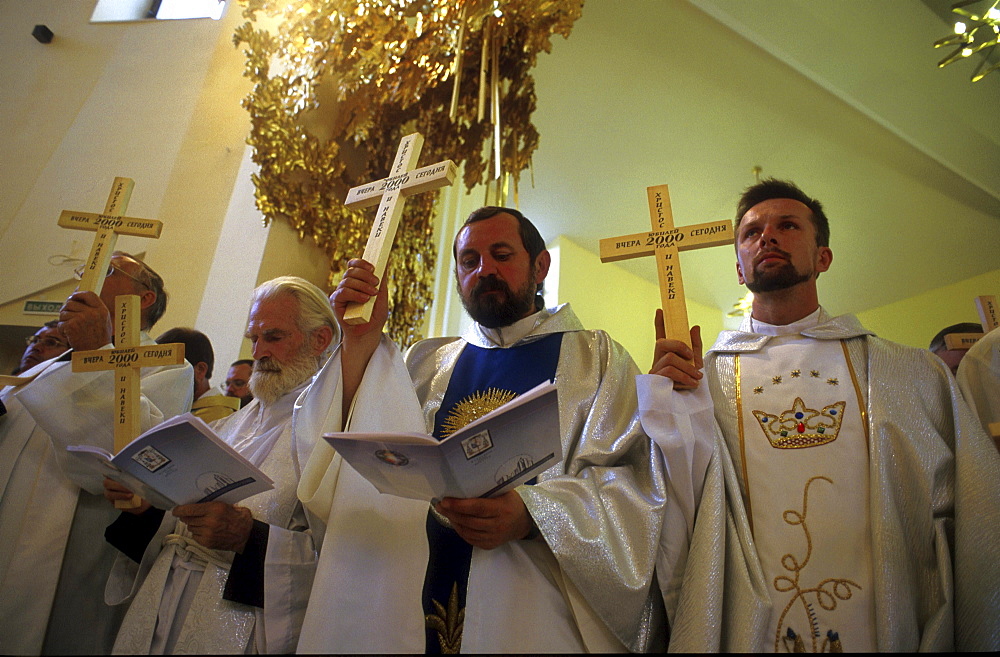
[
  {"xmin": 752, "ymin": 397, "xmax": 846, "ymax": 450},
  {"xmin": 440, "ymin": 387, "xmax": 517, "ymax": 437},
  {"xmin": 233, "ymin": 0, "xmax": 584, "ymax": 346}
]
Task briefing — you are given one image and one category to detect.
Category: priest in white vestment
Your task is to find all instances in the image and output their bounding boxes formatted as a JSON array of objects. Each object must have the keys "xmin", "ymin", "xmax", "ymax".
[
  {"xmin": 103, "ymin": 277, "xmax": 336, "ymax": 654},
  {"xmin": 957, "ymin": 326, "xmax": 1000, "ymax": 447},
  {"xmin": 296, "ymin": 207, "xmax": 683, "ymax": 653},
  {"xmin": 645, "ymin": 179, "xmax": 1000, "ymax": 652},
  {"xmin": 0, "ymin": 252, "xmax": 192, "ymax": 655}
]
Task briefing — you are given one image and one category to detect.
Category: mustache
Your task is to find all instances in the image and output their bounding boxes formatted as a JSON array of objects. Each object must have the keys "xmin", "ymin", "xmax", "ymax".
[
  {"xmin": 254, "ymin": 358, "xmax": 281, "ymax": 373},
  {"xmin": 753, "ymin": 248, "xmax": 792, "ymax": 266},
  {"xmin": 472, "ymin": 275, "xmax": 511, "ymax": 296}
]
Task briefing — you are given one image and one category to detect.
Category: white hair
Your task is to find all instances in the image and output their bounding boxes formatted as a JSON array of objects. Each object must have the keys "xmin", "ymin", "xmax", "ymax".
[{"xmin": 250, "ymin": 276, "xmax": 339, "ymax": 359}]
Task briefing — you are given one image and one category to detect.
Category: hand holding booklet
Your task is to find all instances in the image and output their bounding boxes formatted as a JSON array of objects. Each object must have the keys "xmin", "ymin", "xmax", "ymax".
[
  {"xmin": 324, "ymin": 380, "xmax": 561, "ymax": 502},
  {"xmin": 65, "ymin": 412, "xmax": 274, "ymax": 510}
]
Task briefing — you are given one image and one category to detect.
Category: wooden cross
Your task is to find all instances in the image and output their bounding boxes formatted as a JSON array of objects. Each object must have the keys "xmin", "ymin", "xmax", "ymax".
[
  {"xmin": 72, "ymin": 295, "xmax": 185, "ymax": 507},
  {"xmin": 943, "ymin": 295, "xmax": 998, "ymax": 350},
  {"xmin": 600, "ymin": 184, "xmax": 734, "ymax": 349},
  {"xmin": 0, "ymin": 179, "xmax": 162, "ymax": 391},
  {"xmin": 342, "ymin": 133, "xmax": 457, "ymax": 324},
  {"xmin": 58, "ymin": 177, "xmax": 162, "ymax": 294}
]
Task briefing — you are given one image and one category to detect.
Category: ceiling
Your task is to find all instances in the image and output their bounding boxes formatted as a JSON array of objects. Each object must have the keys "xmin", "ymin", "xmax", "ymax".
[{"xmin": 514, "ymin": 0, "xmax": 1000, "ymax": 318}]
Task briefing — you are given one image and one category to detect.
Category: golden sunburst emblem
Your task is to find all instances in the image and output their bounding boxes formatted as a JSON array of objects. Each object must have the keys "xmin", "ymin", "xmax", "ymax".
[{"xmin": 440, "ymin": 388, "xmax": 517, "ymax": 438}]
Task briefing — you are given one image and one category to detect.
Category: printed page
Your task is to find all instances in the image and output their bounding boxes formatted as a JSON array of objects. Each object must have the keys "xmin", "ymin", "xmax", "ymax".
[
  {"xmin": 324, "ymin": 382, "xmax": 561, "ymax": 501},
  {"xmin": 67, "ymin": 413, "xmax": 274, "ymax": 508}
]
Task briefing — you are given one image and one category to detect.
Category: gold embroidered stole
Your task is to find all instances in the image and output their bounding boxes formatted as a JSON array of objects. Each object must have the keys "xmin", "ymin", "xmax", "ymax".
[{"xmin": 734, "ymin": 336, "xmax": 875, "ymax": 652}]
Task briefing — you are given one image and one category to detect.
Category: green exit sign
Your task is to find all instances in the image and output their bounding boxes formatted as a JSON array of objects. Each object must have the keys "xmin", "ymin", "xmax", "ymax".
[{"xmin": 23, "ymin": 300, "xmax": 62, "ymax": 315}]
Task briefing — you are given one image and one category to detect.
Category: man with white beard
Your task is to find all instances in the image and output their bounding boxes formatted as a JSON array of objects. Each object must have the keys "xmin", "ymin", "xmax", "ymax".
[{"xmin": 102, "ymin": 276, "xmax": 336, "ymax": 654}]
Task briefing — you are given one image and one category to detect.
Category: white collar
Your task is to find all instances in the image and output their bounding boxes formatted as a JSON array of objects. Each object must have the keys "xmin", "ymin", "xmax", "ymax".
[
  {"xmin": 471, "ymin": 309, "xmax": 548, "ymax": 348},
  {"xmin": 747, "ymin": 307, "xmax": 824, "ymax": 337}
]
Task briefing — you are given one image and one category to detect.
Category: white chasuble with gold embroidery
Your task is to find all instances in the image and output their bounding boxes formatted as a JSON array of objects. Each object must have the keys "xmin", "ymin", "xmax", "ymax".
[
  {"xmin": 736, "ymin": 317, "xmax": 875, "ymax": 652},
  {"xmin": 687, "ymin": 308, "xmax": 1000, "ymax": 652}
]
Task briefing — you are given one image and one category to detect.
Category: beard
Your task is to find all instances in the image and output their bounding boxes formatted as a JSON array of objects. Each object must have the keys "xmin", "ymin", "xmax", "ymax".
[
  {"xmin": 248, "ymin": 346, "xmax": 319, "ymax": 405},
  {"xmin": 744, "ymin": 253, "xmax": 813, "ymax": 294},
  {"xmin": 459, "ymin": 274, "xmax": 537, "ymax": 329}
]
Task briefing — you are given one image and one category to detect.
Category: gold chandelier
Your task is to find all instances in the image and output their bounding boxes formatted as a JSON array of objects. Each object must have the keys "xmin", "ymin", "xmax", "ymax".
[{"xmin": 933, "ymin": 0, "xmax": 1000, "ymax": 81}]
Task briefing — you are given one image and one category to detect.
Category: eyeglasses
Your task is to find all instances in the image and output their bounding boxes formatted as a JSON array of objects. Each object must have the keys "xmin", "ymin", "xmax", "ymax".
[
  {"xmin": 73, "ymin": 261, "xmax": 149, "ymax": 290},
  {"xmin": 25, "ymin": 335, "xmax": 69, "ymax": 350}
]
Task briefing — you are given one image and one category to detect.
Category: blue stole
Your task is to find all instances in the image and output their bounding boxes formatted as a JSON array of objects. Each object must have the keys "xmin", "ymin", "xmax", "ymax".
[{"xmin": 422, "ymin": 332, "xmax": 562, "ymax": 653}]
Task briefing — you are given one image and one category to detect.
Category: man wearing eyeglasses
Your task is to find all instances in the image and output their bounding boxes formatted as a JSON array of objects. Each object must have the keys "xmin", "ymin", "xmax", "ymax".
[
  {"xmin": 12, "ymin": 321, "xmax": 69, "ymax": 375},
  {"xmin": 58, "ymin": 252, "xmax": 168, "ymax": 351},
  {"xmin": 0, "ymin": 251, "xmax": 192, "ymax": 655}
]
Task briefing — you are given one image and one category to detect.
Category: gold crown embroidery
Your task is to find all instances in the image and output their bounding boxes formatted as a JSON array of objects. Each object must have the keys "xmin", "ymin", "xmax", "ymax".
[
  {"xmin": 440, "ymin": 388, "xmax": 517, "ymax": 438},
  {"xmin": 752, "ymin": 397, "xmax": 846, "ymax": 449}
]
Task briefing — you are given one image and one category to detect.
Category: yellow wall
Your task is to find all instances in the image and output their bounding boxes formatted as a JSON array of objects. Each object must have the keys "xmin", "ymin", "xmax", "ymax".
[
  {"xmin": 549, "ymin": 235, "xmax": 724, "ymax": 370},
  {"xmin": 856, "ymin": 267, "xmax": 1000, "ymax": 349},
  {"xmin": 0, "ymin": 4, "xmax": 331, "ymax": 371},
  {"xmin": 255, "ymin": 219, "xmax": 333, "ymax": 291},
  {"xmin": 0, "ymin": 280, "xmax": 79, "ymax": 328},
  {"xmin": 147, "ymin": 8, "xmax": 258, "ymax": 332},
  {"xmin": 1, "ymin": 5, "xmax": 251, "ymax": 328}
]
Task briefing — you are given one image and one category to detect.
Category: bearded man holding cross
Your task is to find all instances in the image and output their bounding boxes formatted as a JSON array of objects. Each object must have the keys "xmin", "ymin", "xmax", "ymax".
[
  {"xmin": 102, "ymin": 276, "xmax": 336, "ymax": 654},
  {"xmin": 294, "ymin": 206, "xmax": 676, "ymax": 652},
  {"xmin": 0, "ymin": 251, "xmax": 192, "ymax": 655},
  {"xmin": 644, "ymin": 179, "xmax": 1000, "ymax": 651}
]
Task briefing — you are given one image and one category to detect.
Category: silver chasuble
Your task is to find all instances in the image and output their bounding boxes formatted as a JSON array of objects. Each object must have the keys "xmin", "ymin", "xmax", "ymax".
[
  {"xmin": 689, "ymin": 307, "xmax": 1000, "ymax": 652},
  {"xmin": 108, "ymin": 379, "xmax": 316, "ymax": 655},
  {"xmin": 734, "ymin": 310, "xmax": 874, "ymax": 652},
  {"xmin": 422, "ymin": 315, "xmax": 562, "ymax": 654},
  {"xmin": 296, "ymin": 305, "xmax": 667, "ymax": 654},
  {"xmin": 406, "ymin": 304, "xmax": 664, "ymax": 653}
]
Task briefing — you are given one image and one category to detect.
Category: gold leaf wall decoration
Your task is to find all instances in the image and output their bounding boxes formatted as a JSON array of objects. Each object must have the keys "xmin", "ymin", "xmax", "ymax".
[{"xmin": 234, "ymin": 0, "xmax": 583, "ymax": 346}]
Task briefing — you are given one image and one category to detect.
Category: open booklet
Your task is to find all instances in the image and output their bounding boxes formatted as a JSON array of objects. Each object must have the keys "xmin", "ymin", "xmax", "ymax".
[
  {"xmin": 324, "ymin": 380, "xmax": 562, "ymax": 502},
  {"xmin": 66, "ymin": 412, "xmax": 274, "ymax": 510}
]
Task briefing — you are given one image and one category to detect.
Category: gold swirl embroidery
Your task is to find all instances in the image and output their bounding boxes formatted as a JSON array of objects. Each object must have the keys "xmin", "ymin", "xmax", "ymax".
[
  {"xmin": 425, "ymin": 582, "xmax": 464, "ymax": 654},
  {"xmin": 440, "ymin": 388, "xmax": 517, "ymax": 438},
  {"xmin": 773, "ymin": 476, "xmax": 860, "ymax": 653}
]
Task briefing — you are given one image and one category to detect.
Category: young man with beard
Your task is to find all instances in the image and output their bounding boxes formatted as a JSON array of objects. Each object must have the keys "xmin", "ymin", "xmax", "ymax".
[
  {"xmin": 296, "ymin": 207, "xmax": 671, "ymax": 653},
  {"xmin": 643, "ymin": 179, "xmax": 1000, "ymax": 651},
  {"xmin": 102, "ymin": 276, "xmax": 336, "ymax": 654}
]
